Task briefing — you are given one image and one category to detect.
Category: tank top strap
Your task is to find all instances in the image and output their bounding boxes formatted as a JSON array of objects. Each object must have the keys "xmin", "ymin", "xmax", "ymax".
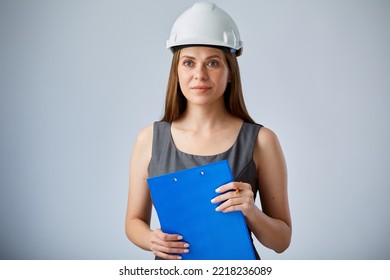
[
  {"xmin": 227, "ymin": 122, "xmax": 262, "ymax": 183},
  {"xmin": 148, "ymin": 121, "xmax": 172, "ymax": 177},
  {"xmin": 150, "ymin": 121, "xmax": 171, "ymax": 158}
]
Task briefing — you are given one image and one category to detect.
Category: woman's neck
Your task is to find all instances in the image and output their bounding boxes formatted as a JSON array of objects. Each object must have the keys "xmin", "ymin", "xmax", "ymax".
[{"xmin": 174, "ymin": 101, "xmax": 238, "ymax": 132}]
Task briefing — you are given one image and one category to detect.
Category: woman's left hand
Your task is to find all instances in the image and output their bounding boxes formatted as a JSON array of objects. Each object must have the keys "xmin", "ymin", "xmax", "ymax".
[{"xmin": 211, "ymin": 181, "xmax": 256, "ymax": 217}]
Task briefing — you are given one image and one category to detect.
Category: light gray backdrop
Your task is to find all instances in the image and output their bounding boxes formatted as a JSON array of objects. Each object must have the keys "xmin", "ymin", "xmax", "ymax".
[{"xmin": 0, "ymin": 0, "xmax": 389, "ymax": 260}]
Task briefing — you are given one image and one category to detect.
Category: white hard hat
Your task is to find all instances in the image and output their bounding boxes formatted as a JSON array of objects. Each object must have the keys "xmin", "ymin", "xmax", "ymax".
[{"xmin": 166, "ymin": 2, "xmax": 243, "ymax": 56}]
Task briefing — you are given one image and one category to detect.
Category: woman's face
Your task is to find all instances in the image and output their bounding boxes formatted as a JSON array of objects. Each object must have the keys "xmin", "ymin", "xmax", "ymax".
[{"xmin": 177, "ymin": 46, "xmax": 230, "ymax": 107}]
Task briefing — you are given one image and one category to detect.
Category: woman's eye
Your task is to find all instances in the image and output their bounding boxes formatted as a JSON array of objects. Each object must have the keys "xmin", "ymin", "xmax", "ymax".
[
  {"xmin": 208, "ymin": 60, "xmax": 219, "ymax": 67},
  {"xmin": 183, "ymin": 60, "xmax": 193, "ymax": 67}
]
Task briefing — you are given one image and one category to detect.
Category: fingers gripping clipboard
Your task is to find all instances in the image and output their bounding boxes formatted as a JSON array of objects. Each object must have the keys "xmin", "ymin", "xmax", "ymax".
[{"xmin": 147, "ymin": 160, "xmax": 256, "ymax": 260}]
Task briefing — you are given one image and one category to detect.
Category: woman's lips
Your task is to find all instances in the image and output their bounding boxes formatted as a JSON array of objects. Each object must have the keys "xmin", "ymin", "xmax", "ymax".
[{"xmin": 191, "ymin": 86, "xmax": 212, "ymax": 91}]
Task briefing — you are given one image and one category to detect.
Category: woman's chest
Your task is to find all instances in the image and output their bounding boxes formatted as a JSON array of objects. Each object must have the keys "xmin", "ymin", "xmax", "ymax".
[{"xmin": 171, "ymin": 127, "xmax": 240, "ymax": 156}]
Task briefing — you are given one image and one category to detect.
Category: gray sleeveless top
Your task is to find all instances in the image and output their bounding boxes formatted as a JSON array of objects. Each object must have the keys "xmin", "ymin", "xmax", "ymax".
[{"xmin": 148, "ymin": 121, "xmax": 263, "ymax": 259}]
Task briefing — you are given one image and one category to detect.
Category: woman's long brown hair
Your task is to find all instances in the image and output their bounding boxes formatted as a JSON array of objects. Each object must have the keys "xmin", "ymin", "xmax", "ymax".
[{"xmin": 161, "ymin": 49, "xmax": 255, "ymax": 124}]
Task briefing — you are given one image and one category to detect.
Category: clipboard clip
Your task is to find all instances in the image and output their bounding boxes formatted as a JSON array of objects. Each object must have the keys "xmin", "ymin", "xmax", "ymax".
[{"xmin": 173, "ymin": 170, "xmax": 205, "ymax": 182}]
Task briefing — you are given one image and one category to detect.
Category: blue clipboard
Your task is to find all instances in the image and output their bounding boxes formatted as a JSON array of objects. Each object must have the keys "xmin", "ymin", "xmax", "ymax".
[{"xmin": 147, "ymin": 160, "xmax": 256, "ymax": 260}]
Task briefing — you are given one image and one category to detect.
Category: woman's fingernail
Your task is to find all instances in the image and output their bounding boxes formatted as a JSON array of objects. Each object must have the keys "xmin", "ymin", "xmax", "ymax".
[
  {"xmin": 177, "ymin": 236, "xmax": 183, "ymax": 240},
  {"xmin": 183, "ymin": 249, "xmax": 189, "ymax": 253},
  {"xmin": 184, "ymin": 243, "xmax": 190, "ymax": 248},
  {"xmin": 215, "ymin": 188, "xmax": 221, "ymax": 193},
  {"xmin": 177, "ymin": 256, "xmax": 182, "ymax": 260},
  {"xmin": 215, "ymin": 206, "xmax": 220, "ymax": 212},
  {"xmin": 210, "ymin": 198, "xmax": 216, "ymax": 203}
]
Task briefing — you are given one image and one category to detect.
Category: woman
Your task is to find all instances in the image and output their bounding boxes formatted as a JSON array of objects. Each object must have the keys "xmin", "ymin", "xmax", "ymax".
[{"xmin": 125, "ymin": 2, "xmax": 291, "ymax": 260}]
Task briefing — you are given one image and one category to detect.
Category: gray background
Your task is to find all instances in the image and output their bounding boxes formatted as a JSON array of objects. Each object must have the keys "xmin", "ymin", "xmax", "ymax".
[{"xmin": 1, "ymin": 0, "xmax": 389, "ymax": 260}]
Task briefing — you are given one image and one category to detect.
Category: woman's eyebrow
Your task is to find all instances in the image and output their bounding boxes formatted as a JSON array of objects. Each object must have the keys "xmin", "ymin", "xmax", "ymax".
[{"xmin": 180, "ymin": 55, "xmax": 196, "ymax": 60}]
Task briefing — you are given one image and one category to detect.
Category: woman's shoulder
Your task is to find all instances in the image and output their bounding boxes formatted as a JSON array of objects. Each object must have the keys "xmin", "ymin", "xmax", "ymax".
[
  {"xmin": 258, "ymin": 125, "xmax": 277, "ymax": 139},
  {"xmin": 251, "ymin": 124, "xmax": 282, "ymax": 156},
  {"xmin": 135, "ymin": 121, "xmax": 171, "ymax": 146},
  {"xmin": 253, "ymin": 125, "xmax": 286, "ymax": 174},
  {"xmin": 137, "ymin": 123, "xmax": 153, "ymax": 139},
  {"xmin": 256, "ymin": 126, "xmax": 281, "ymax": 148},
  {"xmin": 133, "ymin": 124, "xmax": 154, "ymax": 152}
]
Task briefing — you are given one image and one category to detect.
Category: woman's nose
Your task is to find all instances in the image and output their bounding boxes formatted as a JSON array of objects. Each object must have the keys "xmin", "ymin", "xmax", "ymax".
[{"xmin": 194, "ymin": 65, "xmax": 208, "ymax": 80}]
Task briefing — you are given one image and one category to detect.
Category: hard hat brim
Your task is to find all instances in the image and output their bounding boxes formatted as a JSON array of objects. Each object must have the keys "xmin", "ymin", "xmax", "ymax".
[{"xmin": 168, "ymin": 43, "xmax": 242, "ymax": 57}]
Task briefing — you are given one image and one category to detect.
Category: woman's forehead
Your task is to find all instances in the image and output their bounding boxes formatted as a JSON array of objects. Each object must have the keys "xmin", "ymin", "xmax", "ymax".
[{"xmin": 179, "ymin": 46, "xmax": 225, "ymax": 58}]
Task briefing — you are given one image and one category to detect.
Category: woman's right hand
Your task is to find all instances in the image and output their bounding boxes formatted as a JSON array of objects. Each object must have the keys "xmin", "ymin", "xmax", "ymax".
[{"xmin": 150, "ymin": 229, "xmax": 190, "ymax": 260}]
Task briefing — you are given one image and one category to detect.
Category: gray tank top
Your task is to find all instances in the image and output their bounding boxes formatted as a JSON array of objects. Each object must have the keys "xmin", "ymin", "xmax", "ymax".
[{"xmin": 148, "ymin": 121, "xmax": 263, "ymax": 259}]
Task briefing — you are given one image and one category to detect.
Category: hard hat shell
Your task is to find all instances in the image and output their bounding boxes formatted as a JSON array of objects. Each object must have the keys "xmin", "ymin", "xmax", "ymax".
[{"xmin": 166, "ymin": 2, "xmax": 243, "ymax": 56}]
